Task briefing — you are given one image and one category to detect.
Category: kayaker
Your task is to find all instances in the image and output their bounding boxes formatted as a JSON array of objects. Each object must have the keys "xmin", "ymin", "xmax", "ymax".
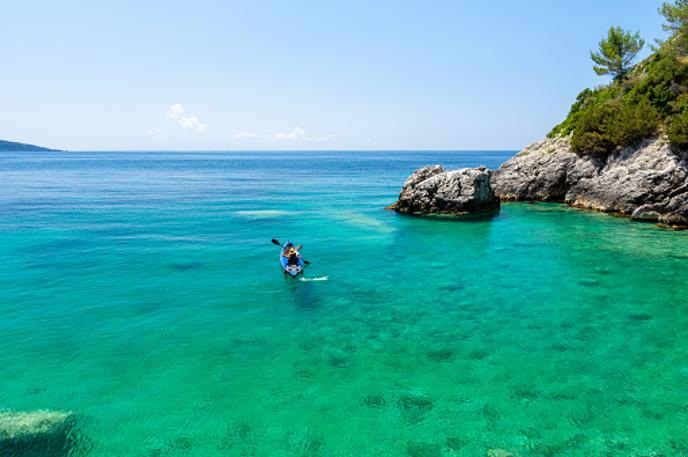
[
  {"xmin": 272, "ymin": 238, "xmax": 308, "ymax": 277},
  {"xmin": 283, "ymin": 243, "xmax": 303, "ymax": 266}
]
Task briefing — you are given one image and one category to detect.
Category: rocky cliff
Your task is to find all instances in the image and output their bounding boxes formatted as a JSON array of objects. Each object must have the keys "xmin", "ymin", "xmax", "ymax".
[
  {"xmin": 390, "ymin": 137, "xmax": 687, "ymax": 228},
  {"xmin": 493, "ymin": 136, "xmax": 688, "ymax": 227},
  {"xmin": 388, "ymin": 165, "xmax": 500, "ymax": 215}
]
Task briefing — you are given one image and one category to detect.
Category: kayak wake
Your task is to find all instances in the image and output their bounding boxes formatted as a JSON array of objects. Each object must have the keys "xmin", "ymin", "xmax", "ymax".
[{"xmin": 299, "ymin": 276, "xmax": 329, "ymax": 282}]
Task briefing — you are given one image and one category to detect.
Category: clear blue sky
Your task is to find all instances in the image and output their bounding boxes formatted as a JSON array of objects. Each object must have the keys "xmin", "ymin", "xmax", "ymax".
[{"xmin": 1, "ymin": 1, "xmax": 669, "ymax": 150}]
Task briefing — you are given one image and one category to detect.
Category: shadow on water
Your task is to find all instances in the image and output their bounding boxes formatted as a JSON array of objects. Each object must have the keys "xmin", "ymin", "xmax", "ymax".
[
  {"xmin": 390, "ymin": 209, "xmax": 501, "ymax": 223},
  {"xmin": 282, "ymin": 276, "xmax": 324, "ymax": 311},
  {"xmin": 386, "ymin": 210, "xmax": 497, "ymax": 264}
]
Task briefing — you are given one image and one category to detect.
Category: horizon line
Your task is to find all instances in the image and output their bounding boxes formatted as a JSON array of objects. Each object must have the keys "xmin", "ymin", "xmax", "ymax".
[{"xmin": 49, "ymin": 148, "xmax": 522, "ymax": 153}]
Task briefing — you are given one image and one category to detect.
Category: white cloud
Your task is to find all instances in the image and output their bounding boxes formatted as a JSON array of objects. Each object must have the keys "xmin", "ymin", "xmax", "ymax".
[
  {"xmin": 230, "ymin": 127, "xmax": 331, "ymax": 142},
  {"xmin": 166, "ymin": 104, "xmax": 184, "ymax": 118},
  {"xmin": 145, "ymin": 128, "xmax": 168, "ymax": 136},
  {"xmin": 234, "ymin": 131, "xmax": 259, "ymax": 139},
  {"xmin": 273, "ymin": 127, "xmax": 330, "ymax": 142},
  {"xmin": 166, "ymin": 103, "xmax": 207, "ymax": 133},
  {"xmin": 275, "ymin": 127, "xmax": 308, "ymax": 140}
]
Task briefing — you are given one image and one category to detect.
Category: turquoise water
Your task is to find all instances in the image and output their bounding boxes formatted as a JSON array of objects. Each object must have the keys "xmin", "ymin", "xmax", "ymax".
[{"xmin": 1, "ymin": 150, "xmax": 687, "ymax": 457}]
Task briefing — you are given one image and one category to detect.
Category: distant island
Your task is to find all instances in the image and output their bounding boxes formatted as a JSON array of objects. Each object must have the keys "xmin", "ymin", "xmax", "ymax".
[
  {"xmin": 0, "ymin": 139, "xmax": 60, "ymax": 152},
  {"xmin": 390, "ymin": 0, "xmax": 688, "ymax": 228}
]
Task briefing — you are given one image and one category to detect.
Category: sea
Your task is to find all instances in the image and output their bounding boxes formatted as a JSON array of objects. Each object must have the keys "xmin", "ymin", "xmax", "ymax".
[{"xmin": 1, "ymin": 150, "xmax": 687, "ymax": 456}]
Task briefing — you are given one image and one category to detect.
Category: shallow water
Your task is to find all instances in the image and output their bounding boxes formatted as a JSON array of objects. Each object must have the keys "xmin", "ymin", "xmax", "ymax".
[{"xmin": 1, "ymin": 150, "xmax": 687, "ymax": 456}]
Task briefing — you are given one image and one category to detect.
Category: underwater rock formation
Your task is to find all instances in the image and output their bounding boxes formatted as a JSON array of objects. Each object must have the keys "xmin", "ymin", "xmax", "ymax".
[
  {"xmin": 0, "ymin": 410, "xmax": 78, "ymax": 457},
  {"xmin": 396, "ymin": 393, "xmax": 435, "ymax": 424},
  {"xmin": 487, "ymin": 449, "xmax": 516, "ymax": 457},
  {"xmin": 389, "ymin": 165, "xmax": 500, "ymax": 216}
]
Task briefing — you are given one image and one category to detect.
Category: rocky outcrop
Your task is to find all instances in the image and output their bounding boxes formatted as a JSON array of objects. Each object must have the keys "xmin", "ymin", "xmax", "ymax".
[
  {"xmin": 390, "ymin": 137, "xmax": 687, "ymax": 227},
  {"xmin": 0, "ymin": 410, "xmax": 79, "ymax": 457},
  {"xmin": 492, "ymin": 137, "xmax": 688, "ymax": 227},
  {"xmin": 389, "ymin": 165, "xmax": 500, "ymax": 215},
  {"xmin": 491, "ymin": 136, "xmax": 600, "ymax": 201}
]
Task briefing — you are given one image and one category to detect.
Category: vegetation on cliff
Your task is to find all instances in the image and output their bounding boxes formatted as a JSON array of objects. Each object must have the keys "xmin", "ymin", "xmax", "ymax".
[{"xmin": 549, "ymin": 0, "xmax": 688, "ymax": 154}]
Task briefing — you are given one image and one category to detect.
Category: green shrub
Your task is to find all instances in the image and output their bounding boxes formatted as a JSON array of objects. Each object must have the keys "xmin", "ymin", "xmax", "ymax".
[
  {"xmin": 570, "ymin": 98, "xmax": 661, "ymax": 154},
  {"xmin": 554, "ymin": 50, "xmax": 685, "ymax": 155},
  {"xmin": 673, "ymin": 92, "xmax": 688, "ymax": 112},
  {"xmin": 570, "ymin": 100, "xmax": 619, "ymax": 154},
  {"xmin": 571, "ymin": 131, "xmax": 615, "ymax": 155},
  {"xmin": 548, "ymin": 87, "xmax": 616, "ymax": 138},
  {"xmin": 548, "ymin": 89, "xmax": 594, "ymax": 138},
  {"xmin": 627, "ymin": 53, "xmax": 688, "ymax": 115},
  {"xmin": 608, "ymin": 97, "xmax": 661, "ymax": 146},
  {"xmin": 668, "ymin": 110, "xmax": 688, "ymax": 149}
]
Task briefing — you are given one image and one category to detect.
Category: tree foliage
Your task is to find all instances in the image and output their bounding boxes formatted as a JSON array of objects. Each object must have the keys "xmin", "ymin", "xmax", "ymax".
[
  {"xmin": 549, "ymin": 4, "xmax": 688, "ymax": 154},
  {"xmin": 551, "ymin": 51, "xmax": 688, "ymax": 154},
  {"xmin": 660, "ymin": 0, "xmax": 688, "ymax": 54},
  {"xmin": 590, "ymin": 27, "xmax": 645, "ymax": 80},
  {"xmin": 667, "ymin": 94, "xmax": 688, "ymax": 148}
]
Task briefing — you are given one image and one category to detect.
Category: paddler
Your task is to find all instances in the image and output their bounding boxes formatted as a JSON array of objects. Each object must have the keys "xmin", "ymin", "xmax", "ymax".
[{"xmin": 283, "ymin": 242, "xmax": 303, "ymax": 266}]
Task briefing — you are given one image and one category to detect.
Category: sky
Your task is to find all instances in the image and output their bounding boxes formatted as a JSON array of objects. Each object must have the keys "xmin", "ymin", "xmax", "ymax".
[{"xmin": 0, "ymin": 0, "xmax": 670, "ymax": 151}]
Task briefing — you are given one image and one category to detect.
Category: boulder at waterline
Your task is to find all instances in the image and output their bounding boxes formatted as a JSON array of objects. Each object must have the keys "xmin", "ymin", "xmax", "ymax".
[{"xmin": 388, "ymin": 165, "xmax": 500, "ymax": 216}]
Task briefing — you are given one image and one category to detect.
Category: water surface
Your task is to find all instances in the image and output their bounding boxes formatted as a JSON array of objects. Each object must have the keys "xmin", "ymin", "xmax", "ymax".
[{"xmin": 1, "ymin": 150, "xmax": 687, "ymax": 456}]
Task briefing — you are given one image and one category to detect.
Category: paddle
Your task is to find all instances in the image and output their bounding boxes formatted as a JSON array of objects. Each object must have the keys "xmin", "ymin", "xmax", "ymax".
[{"xmin": 271, "ymin": 239, "xmax": 311, "ymax": 265}]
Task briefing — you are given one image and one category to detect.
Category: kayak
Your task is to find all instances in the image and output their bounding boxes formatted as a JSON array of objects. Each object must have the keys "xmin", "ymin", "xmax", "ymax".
[{"xmin": 280, "ymin": 251, "xmax": 304, "ymax": 277}]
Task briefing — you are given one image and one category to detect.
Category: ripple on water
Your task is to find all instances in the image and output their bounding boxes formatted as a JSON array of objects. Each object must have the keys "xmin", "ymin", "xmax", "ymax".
[{"xmin": 1, "ymin": 152, "xmax": 687, "ymax": 456}]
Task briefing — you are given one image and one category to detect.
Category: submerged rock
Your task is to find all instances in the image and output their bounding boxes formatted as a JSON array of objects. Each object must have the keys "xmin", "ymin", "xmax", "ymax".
[
  {"xmin": 361, "ymin": 394, "xmax": 387, "ymax": 408},
  {"xmin": 219, "ymin": 421, "xmax": 257, "ymax": 454},
  {"xmin": 426, "ymin": 347, "xmax": 455, "ymax": 362},
  {"xmin": 492, "ymin": 137, "xmax": 688, "ymax": 227},
  {"xmin": 445, "ymin": 436, "xmax": 467, "ymax": 451},
  {"xmin": 396, "ymin": 394, "xmax": 435, "ymax": 412},
  {"xmin": 487, "ymin": 449, "xmax": 516, "ymax": 457},
  {"xmin": 388, "ymin": 165, "xmax": 500, "ymax": 216},
  {"xmin": 284, "ymin": 427, "xmax": 325, "ymax": 457},
  {"xmin": 396, "ymin": 393, "xmax": 435, "ymax": 424},
  {"xmin": 406, "ymin": 441, "xmax": 442, "ymax": 457},
  {"xmin": 0, "ymin": 410, "xmax": 78, "ymax": 457}
]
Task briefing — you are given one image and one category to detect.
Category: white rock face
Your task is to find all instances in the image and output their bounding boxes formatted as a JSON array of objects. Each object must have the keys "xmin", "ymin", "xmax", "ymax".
[
  {"xmin": 390, "ymin": 165, "xmax": 500, "ymax": 215},
  {"xmin": 0, "ymin": 410, "xmax": 78, "ymax": 457},
  {"xmin": 492, "ymin": 137, "xmax": 688, "ymax": 227}
]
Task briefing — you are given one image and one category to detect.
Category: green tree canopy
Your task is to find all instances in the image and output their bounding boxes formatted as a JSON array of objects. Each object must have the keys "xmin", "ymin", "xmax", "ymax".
[
  {"xmin": 590, "ymin": 26, "xmax": 645, "ymax": 80},
  {"xmin": 660, "ymin": 0, "xmax": 688, "ymax": 53},
  {"xmin": 550, "ymin": 3, "xmax": 688, "ymax": 153}
]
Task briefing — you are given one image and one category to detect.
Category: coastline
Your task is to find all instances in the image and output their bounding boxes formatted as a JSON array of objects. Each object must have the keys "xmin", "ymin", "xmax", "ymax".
[{"xmin": 391, "ymin": 136, "xmax": 688, "ymax": 229}]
